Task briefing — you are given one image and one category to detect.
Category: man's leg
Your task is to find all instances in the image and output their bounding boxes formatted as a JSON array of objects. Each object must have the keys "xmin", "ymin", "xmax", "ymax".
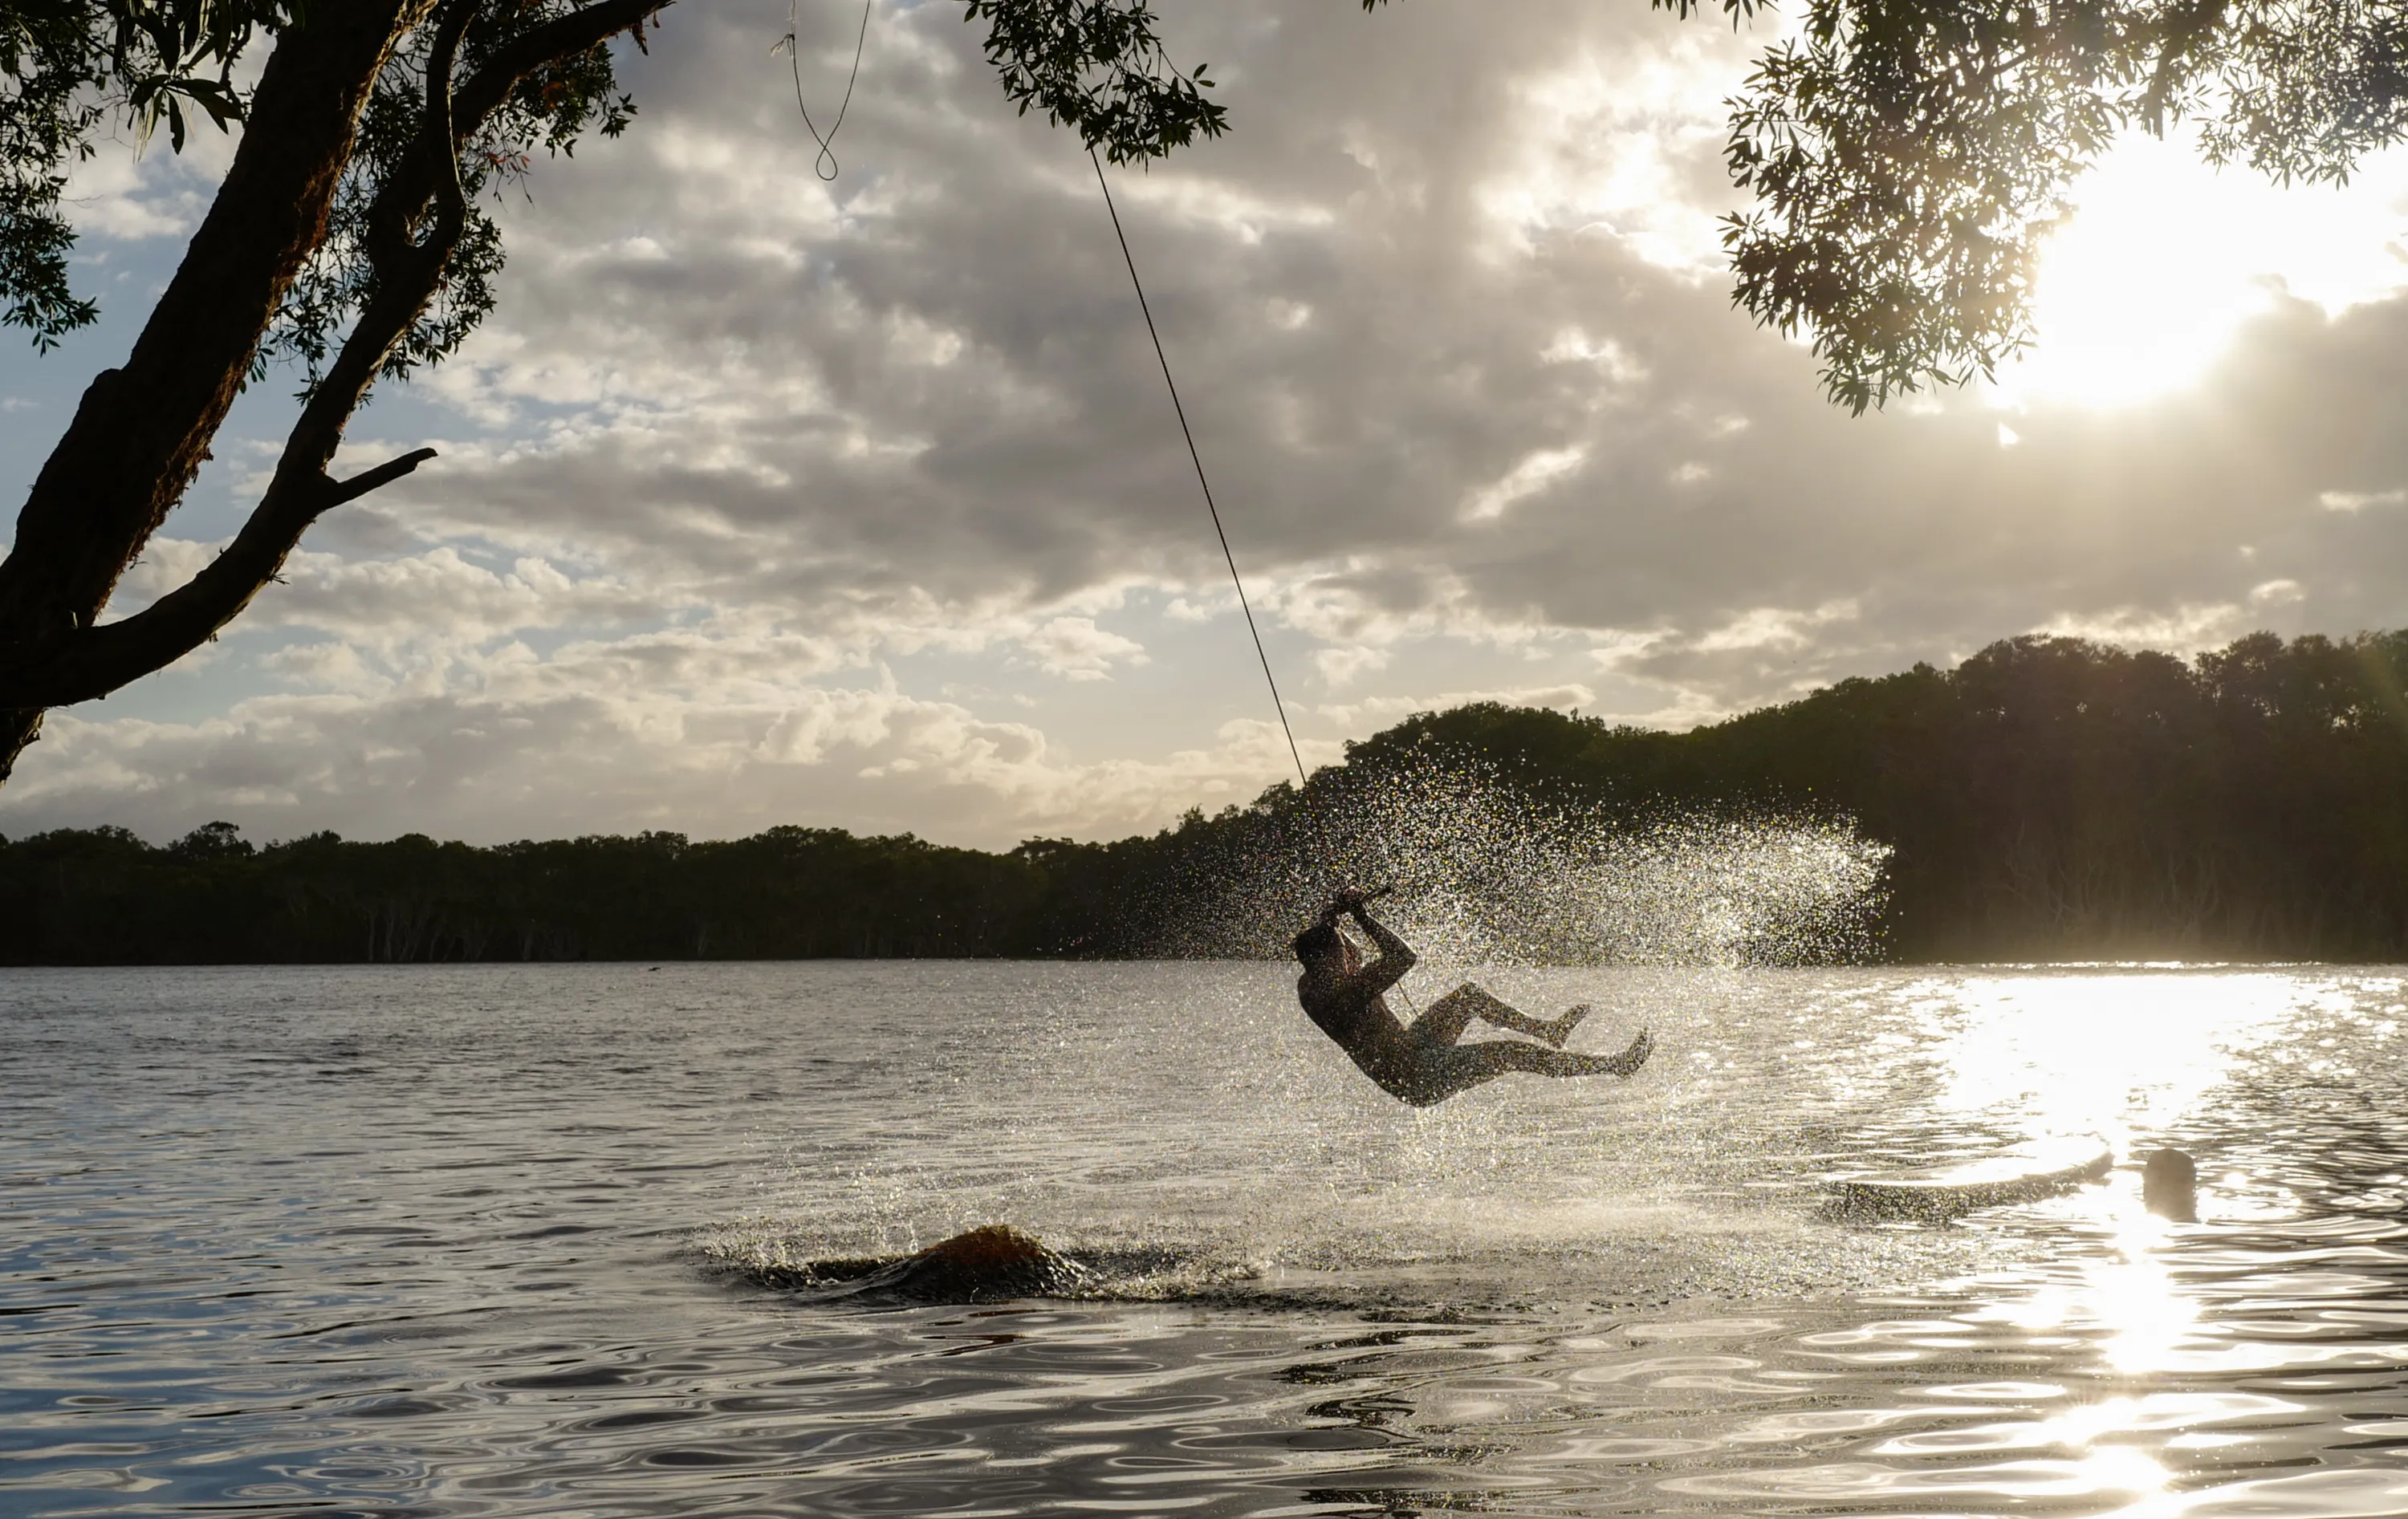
[
  {"xmin": 1411, "ymin": 982, "xmax": 1586, "ymax": 1049},
  {"xmin": 1404, "ymin": 1030, "xmax": 1654, "ymax": 1106},
  {"xmin": 1405, "ymin": 985, "xmax": 1485, "ymax": 1049}
]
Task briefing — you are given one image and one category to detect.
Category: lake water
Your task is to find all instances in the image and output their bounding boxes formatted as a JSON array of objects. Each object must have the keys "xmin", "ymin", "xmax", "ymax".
[{"xmin": 4, "ymin": 961, "xmax": 2405, "ymax": 1517}]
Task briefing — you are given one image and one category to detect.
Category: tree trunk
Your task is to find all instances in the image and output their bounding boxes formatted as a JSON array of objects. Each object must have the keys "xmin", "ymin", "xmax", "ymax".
[
  {"xmin": 0, "ymin": 2, "xmax": 670, "ymax": 786},
  {"xmin": 0, "ymin": 2, "xmax": 426, "ymax": 780}
]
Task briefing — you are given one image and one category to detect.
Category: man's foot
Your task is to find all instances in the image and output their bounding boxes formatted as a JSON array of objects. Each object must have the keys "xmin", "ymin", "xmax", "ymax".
[
  {"xmin": 1545, "ymin": 1004, "xmax": 1592, "ymax": 1048},
  {"xmin": 1602, "ymin": 1030, "xmax": 1652, "ymax": 1076}
]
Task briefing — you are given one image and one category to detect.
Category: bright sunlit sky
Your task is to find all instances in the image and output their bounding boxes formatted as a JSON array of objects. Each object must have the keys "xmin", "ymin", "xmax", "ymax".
[{"xmin": 5, "ymin": 0, "xmax": 2408, "ymax": 848}]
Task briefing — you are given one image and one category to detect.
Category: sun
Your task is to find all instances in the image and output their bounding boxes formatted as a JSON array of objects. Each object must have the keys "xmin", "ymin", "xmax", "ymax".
[{"xmin": 1992, "ymin": 132, "xmax": 2408, "ymax": 410}]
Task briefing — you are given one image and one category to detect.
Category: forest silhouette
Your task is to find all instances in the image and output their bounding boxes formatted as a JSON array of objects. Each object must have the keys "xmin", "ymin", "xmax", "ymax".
[{"xmin": 6, "ymin": 628, "xmax": 2406, "ymax": 965}]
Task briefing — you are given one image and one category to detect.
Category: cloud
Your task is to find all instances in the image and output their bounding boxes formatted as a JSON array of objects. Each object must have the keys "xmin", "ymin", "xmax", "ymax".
[
  {"xmin": 12, "ymin": 0, "xmax": 2408, "ymax": 847},
  {"xmin": 2037, "ymin": 579, "xmax": 2307, "ymax": 654},
  {"xmin": 2321, "ymin": 489, "xmax": 2407, "ymax": 513},
  {"xmin": 1693, "ymin": 599, "xmax": 1861, "ymax": 653},
  {"xmin": 12, "ymin": 671, "xmax": 1325, "ymax": 848},
  {"xmin": 1017, "ymin": 615, "xmax": 1146, "ymax": 680},
  {"xmin": 59, "ymin": 127, "xmax": 238, "ymax": 241},
  {"xmin": 1315, "ymin": 645, "xmax": 1390, "ymax": 686},
  {"xmin": 1463, "ymin": 445, "xmax": 1589, "ymax": 522}
]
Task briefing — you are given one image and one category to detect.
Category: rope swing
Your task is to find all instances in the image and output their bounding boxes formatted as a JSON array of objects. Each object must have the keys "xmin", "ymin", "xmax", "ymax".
[
  {"xmin": 1088, "ymin": 149, "xmax": 1312, "ymax": 794},
  {"xmin": 771, "ymin": 8, "xmax": 1304, "ymax": 788},
  {"xmin": 771, "ymin": 16, "xmax": 1385, "ymax": 979},
  {"xmin": 1092, "ymin": 154, "xmax": 1403, "ymax": 1002}
]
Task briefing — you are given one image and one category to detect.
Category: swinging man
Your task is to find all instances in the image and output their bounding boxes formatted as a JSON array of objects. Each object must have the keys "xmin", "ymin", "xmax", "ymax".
[{"xmin": 1294, "ymin": 890, "xmax": 1653, "ymax": 1106}]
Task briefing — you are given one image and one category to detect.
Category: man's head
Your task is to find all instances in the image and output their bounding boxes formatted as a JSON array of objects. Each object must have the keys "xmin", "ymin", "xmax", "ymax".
[{"xmin": 1291, "ymin": 920, "xmax": 1360, "ymax": 974}]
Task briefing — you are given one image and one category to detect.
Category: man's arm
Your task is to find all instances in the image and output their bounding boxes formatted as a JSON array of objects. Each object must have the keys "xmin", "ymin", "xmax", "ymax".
[{"xmin": 1348, "ymin": 904, "xmax": 1417, "ymax": 997}]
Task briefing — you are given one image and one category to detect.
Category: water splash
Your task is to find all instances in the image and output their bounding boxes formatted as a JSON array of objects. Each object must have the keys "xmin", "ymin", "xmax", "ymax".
[
  {"xmin": 1163, "ymin": 756, "xmax": 1890, "ymax": 966},
  {"xmin": 695, "ymin": 1208, "xmax": 2000, "ymax": 1314}
]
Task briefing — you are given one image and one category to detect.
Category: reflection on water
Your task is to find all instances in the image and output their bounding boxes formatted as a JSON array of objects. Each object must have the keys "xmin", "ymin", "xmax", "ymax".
[
  {"xmin": 2, "ymin": 961, "xmax": 2405, "ymax": 1517},
  {"xmin": 1929, "ymin": 973, "xmax": 2321, "ymax": 1154}
]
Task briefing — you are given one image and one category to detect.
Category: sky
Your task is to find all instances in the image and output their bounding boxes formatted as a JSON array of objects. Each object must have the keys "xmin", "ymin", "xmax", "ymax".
[{"xmin": 4, "ymin": 0, "xmax": 2408, "ymax": 851}]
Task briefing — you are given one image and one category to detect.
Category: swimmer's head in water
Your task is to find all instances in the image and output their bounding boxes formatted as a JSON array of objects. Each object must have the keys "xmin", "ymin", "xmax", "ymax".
[{"xmin": 2143, "ymin": 1147, "xmax": 2199, "ymax": 1222}]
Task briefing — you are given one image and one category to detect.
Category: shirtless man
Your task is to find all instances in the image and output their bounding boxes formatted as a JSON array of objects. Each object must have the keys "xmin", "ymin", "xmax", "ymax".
[{"xmin": 1293, "ymin": 889, "xmax": 1652, "ymax": 1107}]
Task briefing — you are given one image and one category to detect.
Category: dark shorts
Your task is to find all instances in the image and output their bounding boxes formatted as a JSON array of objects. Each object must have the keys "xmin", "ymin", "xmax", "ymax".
[{"xmin": 1380, "ymin": 1043, "xmax": 1495, "ymax": 1107}]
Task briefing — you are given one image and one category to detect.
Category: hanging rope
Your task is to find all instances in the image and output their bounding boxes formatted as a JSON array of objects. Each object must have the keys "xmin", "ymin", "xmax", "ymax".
[
  {"xmin": 1089, "ymin": 152, "xmax": 1413, "ymax": 1005},
  {"xmin": 780, "ymin": 0, "xmax": 872, "ymax": 181},
  {"xmin": 1089, "ymin": 148, "xmax": 1310, "ymax": 792}
]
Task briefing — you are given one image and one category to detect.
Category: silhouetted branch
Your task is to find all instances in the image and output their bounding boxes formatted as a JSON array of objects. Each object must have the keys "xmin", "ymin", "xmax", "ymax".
[
  {"xmin": 0, "ymin": 2, "xmax": 670, "ymax": 713},
  {"xmin": 0, "ymin": 447, "xmax": 440, "ymax": 709},
  {"xmin": 326, "ymin": 446, "xmax": 441, "ymax": 508}
]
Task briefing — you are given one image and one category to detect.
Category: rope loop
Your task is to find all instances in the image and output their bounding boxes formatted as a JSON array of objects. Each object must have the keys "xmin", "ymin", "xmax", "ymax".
[{"xmin": 782, "ymin": 0, "xmax": 872, "ymax": 181}]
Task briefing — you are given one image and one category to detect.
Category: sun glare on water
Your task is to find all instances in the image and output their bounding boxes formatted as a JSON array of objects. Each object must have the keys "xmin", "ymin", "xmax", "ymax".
[
  {"xmin": 1933, "ymin": 972, "xmax": 2304, "ymax": 1147},
  {"xmin": 1996, "ymin": 134, "xmax": 2408, "ymax": 410}
]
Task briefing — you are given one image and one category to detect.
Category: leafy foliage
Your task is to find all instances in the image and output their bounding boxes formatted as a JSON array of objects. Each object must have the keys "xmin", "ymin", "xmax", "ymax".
[
  {"xmin": 1682, "ymin": 0, "xmax": 2408, "ymax": 410},
  {"xmin": 0, "ymin": 0, "xmax": 295, "ymax": 348},
  {"xmin": 259, "ymin": 1, "xmax": 637, "ymax": 393},
  {"xmin": 0, "ymin": 2, "xmax": 643, "ymax": 380},
  {"xmin": 962, "ymin": 0, "xmax": 1230, "ymax": 163}
]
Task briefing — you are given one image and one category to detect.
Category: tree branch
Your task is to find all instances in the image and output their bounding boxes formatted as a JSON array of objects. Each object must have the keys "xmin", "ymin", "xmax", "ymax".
[
  {"xmin": 327, "ymin": 446, "xmax": 441, "ymax": 508},
  {"xmin": 0, "ymin": 1, "xmax": 422, "ymax": 641},
  {"xmin": 369, "ymin": 0, "xmax": 670, "ymax": 248},
  {"xmin": 367, "ymin": 0, "xmax": 482, "ymax": 279},
  {"xmin": 0, "ymin": 448, "xmax": 439, "ymax": 709},
  {"xmin": 0, "ymin": 2, "xmax": 671, "ymax": 715}
]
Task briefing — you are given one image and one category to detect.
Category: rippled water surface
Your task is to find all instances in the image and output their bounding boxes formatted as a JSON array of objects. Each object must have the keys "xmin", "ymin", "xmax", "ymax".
[{"xmin": 5, "ymin": 961, "xmax": 2406, "ymax": 1517}]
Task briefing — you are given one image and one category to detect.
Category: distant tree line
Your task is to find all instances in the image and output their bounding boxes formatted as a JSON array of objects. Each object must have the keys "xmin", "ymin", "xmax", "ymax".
[
  {"xmin": 1358, "ymin": 629, "xmax": 2408, "ymax": 961},
  {"xmin": 4, "ymin": 628, "xmax": 2405, "ymax": 965},
  {"xmin": 0, "ymin": 824, "xmax": 1080, "ymax": 965}
]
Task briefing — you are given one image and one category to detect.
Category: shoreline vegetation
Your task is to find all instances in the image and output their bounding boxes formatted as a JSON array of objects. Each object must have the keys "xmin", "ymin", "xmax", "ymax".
[{"xmin": 6, "ymin": 629, "xmax": 2406, "ymax": 967}]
